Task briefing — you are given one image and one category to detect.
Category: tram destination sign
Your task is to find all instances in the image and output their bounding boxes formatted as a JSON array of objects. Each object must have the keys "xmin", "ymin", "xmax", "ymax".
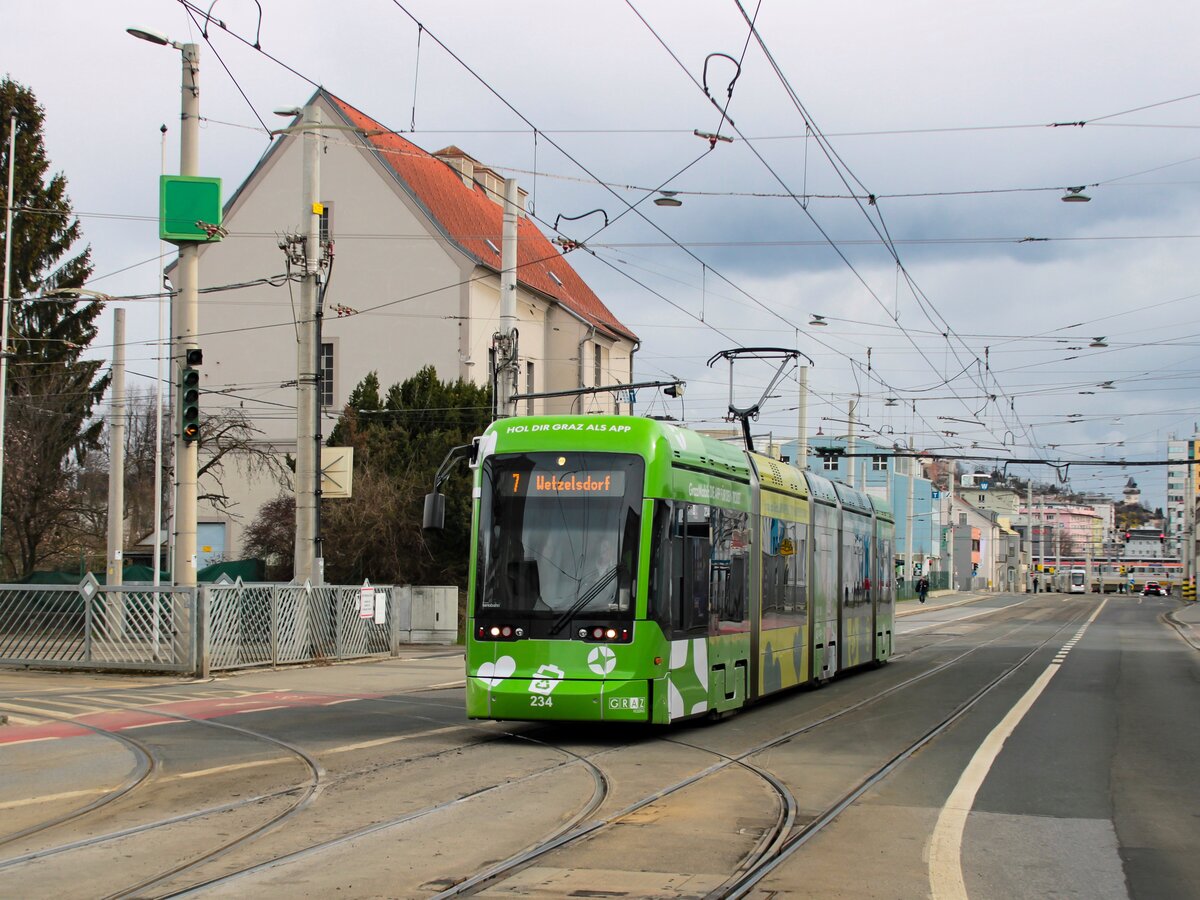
[{"xmin": 501, "ymin": 470, "xmax": 626, "ymax": 498}]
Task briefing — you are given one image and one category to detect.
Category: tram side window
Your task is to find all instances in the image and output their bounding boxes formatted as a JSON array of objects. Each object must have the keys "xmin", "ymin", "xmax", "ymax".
[
  {"xmin": 649, "ymin": 501, "xmax": 675, "ymax": 633},
  {"xmin": 792, "ymin": 525, "xmax": 808, "ymax": 619},
  {"xmin": 713, "ymin": 508, "xmax": 750, "ymax": 626},
  {"xmin": 763, "ymin": 519, "xmax": 807, "ymax": 622},
  {"xmin": 683, "ymin": 504, "xmax": 712, "ymax": 634}
]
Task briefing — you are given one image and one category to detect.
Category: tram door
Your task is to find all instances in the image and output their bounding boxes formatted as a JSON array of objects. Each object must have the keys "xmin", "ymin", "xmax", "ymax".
[{"xmin": 810, "ymin": 501, "xmax": 839, "ymax": 680}]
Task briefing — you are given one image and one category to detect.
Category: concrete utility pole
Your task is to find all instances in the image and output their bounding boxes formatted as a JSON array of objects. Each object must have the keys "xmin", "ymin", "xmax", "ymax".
[
  {"xmin": 173, "ymin": 42, "xmax": 201, "ymax": 587},
  {"xmin": 1035, "ymin": 497, "xmax": 1042, "ymax": 589},
  {"xmin": 294, "ymin": 104, "xmax": 323, "ymax": 585},
  {"xmin": 948, "ymin": 466, "xmax": 956, "ymax": 592},
  {"xmin": 846, "ymin": 399, "xmax": 857, "ymax": 488},
  {"xmin": 1026, "ymin": 481, "xmax": 1033, "ymax": 592},
  {"xmin": 494, "ymin": 177, "xmax": 519, "ymax": 417},
  {"xmin": 106, "ymin": 309, "xmax": 126, "ymax": 588},
  {"xmin": 0, "ymin": 114, "xmax": 17, "ymax": 555},
  {"xmin": 796, "ymin": 364, "xmax": 809, "ymax": 469},
  {"xmin": 1186, "ymin": 453, "xmax": 1195, "ymax": 593},
  {"xmin": 154, "ymin": 123, "xmax": 168, "ymax": 587},
  {"xmin": 905, "ymin": 455, "xmax": 915, "ymax": 585}
]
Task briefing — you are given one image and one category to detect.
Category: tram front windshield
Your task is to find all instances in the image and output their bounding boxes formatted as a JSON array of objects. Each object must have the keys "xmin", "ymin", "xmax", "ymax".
[{"xmin": 476, "ymin": 452, "xmax": 643, "ymax": 623}]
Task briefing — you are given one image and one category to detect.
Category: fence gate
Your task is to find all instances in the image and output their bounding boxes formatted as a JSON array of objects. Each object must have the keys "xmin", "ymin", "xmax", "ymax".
[
  {"xmin": 205, "ymin": 582, "xmax": 398, "ymax": 673},
  {"xmin": 1, "ymin": 579, "xmax": 456, "ymax": 676},
  {"xmin": 0, "ymin": 578, "xmax": 196, "ymax": 672}
]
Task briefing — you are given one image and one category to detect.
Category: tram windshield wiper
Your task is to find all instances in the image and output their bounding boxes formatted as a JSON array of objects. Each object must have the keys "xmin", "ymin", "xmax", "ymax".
[{"xmin": 549, "ymin": 565, "xmax": 619, "ymax": 636}]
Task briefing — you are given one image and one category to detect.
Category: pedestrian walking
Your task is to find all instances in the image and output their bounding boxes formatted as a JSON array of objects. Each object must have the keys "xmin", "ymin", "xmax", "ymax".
[
  {"xmin": 1033, "ymin": 575, "xmax": 1040, "ymax": 594},
  {"xmin": 917, "ymin": 576, "xmax": 929, "ymax": 604}
]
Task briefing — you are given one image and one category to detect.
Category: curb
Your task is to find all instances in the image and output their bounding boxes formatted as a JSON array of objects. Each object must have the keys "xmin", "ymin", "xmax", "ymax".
[{"xmin": 1164, "ymin": 604, "xmax": 1200, "ymax": 652}]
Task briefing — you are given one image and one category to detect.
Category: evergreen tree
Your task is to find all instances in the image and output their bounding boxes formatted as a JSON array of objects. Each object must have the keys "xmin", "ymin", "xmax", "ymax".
[
  {"xmin": 299, "ymin": 366, "xmax": 491, "ymax": 586},
  {"xmin": 0, "ymin": 79, "xmax": 109, "ymax": 577}
]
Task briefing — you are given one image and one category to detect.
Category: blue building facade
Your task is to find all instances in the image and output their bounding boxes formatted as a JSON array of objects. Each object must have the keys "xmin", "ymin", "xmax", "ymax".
[{"xmin": 781, "ymin": 435, "xmax": 938, "ymax": 578}]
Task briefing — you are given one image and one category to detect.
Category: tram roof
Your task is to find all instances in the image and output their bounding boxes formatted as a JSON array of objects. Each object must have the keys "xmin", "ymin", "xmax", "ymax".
[{"xmin": 750, "ymin": 454, "xmax": 809, "ymax": 499}]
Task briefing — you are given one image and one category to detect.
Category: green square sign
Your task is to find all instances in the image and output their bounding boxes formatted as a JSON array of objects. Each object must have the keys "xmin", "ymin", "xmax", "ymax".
[{"xmin": 160, "ymin": 175, "xmax": 223, "ymax": 243}]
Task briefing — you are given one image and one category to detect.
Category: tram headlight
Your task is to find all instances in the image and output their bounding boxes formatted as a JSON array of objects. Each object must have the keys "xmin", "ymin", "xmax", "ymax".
[
  {"xmin": 478, "ymin": 623, "xmax": 523, "ymax": 642},
  {"xmin": 576, "ymin": 623, "xmax": 633, "ymax": 643}
]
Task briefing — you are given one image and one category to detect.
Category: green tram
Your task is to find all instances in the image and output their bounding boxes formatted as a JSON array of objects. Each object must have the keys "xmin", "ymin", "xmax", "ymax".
[{"xmin": 463, "ymin": 415, "xmax": 894, "ymax": 725}]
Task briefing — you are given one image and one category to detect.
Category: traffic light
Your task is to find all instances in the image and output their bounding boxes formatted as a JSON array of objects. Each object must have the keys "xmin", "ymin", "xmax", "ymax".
[{"xmin": 179, "ymin": 367, "xmax": 200, "ymax": 443}]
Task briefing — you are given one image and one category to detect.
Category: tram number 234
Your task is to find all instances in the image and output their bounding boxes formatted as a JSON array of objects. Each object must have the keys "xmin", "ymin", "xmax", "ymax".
[{"xmin": 530, "ymin": 695, "xmax": 553, "ymax": 708}]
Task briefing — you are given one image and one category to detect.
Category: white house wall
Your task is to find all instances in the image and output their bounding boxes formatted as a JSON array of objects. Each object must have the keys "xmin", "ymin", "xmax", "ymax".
[
  {"xmin": 187, "ymin": 100, "xmax": 636, "ymax": 561},
  {"xmin": 192, "ymin": 105, "xmax": 472, "ymax": 554}
]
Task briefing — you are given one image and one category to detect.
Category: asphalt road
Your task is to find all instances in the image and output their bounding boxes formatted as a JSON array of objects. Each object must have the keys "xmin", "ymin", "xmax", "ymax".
[{"xmin": 0, "ymin": 593, "xmax": 1196, "ymax": 898}]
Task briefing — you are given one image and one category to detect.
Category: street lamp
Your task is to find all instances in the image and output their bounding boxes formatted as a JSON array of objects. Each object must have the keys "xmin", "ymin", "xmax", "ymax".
[{"xmin": 129, "ymin": 26, "xmax": 201, "ymax": 587}]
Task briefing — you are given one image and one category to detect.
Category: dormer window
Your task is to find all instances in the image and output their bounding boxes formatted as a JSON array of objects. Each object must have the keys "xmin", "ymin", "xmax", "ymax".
[{"xmin": 485, "ymin": 239, "xmax": 500, "ymax": 255}]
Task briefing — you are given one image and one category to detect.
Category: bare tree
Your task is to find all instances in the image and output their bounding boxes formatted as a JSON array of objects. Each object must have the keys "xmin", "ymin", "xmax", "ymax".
[
  {"xmin": 242, "ymin": 494, "xmax": 294, "ymax": 581},
  {"xmin": 64, "ymin": 401, "xmax": 290, "ymax": 578}
]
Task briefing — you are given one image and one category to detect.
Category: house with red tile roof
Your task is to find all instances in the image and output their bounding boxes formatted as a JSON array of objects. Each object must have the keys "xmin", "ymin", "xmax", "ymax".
[{"xmin": 184, "ymin": 88, "xmax": 637, "ymax": 561}]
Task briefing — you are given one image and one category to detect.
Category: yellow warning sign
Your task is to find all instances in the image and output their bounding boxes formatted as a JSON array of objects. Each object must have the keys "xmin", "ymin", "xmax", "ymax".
[{"xmin": 780, "ymin": 538, "xmax": 795, "ymax": 556}]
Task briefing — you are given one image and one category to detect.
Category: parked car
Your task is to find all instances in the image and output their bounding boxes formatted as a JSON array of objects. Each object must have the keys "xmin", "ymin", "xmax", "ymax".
[{"xmin": 1142, "ymin": 581, "xmax": 1168, "ymax": 597}]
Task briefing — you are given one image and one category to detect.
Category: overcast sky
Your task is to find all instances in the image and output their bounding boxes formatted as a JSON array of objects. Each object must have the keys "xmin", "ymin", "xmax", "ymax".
[{"xmin": 5, "ymin": 0, "xmax": 1199, "ymax": 509}]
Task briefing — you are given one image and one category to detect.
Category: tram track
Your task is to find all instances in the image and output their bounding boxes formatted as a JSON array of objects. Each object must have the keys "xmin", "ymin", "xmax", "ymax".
[
  {"xmin": 0, "ymin": 704, "xmax": 159, "ymax": 851},
  {"xmin": 431, "ymin": 599, "xmax": 1087, "ymax": 897},
  {"xmin": 0, "ymin": 713, "xmax": 516, "ymax": 878},
  {"xmin": 74, "ymin": 701, "xmax": 325, "ymax": 900},
  {"xmin": 0, "ymin": 694, "xmax": 330, "ymax": 900},
  {"xmin": 718, "ymin": 603, "xmax": 1093, "ymax": 898},
  {"xmin": 155, "ymin": 729, "xmax": 614, "ymax": 899},
  {"xmin": 0, "ymin": 688, "xmax": 620, "ymax": 899},
  {"xmin": 1, "ymin": 597, "xmax": 1081, "ymax": 898},
  {"xmin": 108, "ymin": 598, "xmax": 1058, "ymax": 898}
]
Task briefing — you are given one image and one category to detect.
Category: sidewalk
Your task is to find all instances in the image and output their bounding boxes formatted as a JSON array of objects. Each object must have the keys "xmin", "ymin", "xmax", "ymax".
[{"xmin": 1166, "ymin": 601, "xmax": 1200, "ymax": 651}]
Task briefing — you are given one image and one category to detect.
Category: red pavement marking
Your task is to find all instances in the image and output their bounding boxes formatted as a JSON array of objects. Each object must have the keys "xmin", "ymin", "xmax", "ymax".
[{"xmin": 0, "ymin": 691, "xmax": 381, "ymax": 746}]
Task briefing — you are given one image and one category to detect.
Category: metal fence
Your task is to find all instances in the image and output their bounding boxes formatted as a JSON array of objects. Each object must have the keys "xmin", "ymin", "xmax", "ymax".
[
  {"xmin": 0, "ymin": 579, "xmax": 458, "ymax": 676},
  {"xmin": 205, "ymin": 583, "xmax": 397, "ymax": 672},
  {"xmin": 0, "ymin": 577, "xmax": 196, "ymax": 672}
]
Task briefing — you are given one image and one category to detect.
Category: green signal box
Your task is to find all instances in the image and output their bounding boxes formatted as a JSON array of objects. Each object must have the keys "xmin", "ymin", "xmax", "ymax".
[{"xmin": 160, "ymin": 175, "xmax": 223, "ymax": 244}]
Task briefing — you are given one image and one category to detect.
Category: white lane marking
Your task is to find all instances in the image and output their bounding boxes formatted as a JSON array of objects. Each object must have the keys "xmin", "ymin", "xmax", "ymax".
[
  {"xmin": 0, "ymin": 788, "xmax": 119, "ymax": 810},
  {"xmin": 0, "ymin": 701, "xmax": 86, "ymax": 720},
  {"xmin": 928, "ymin": 600, "xmax": 1106, "ymax": 900},
  {"xmin": 125, "ymin": 719, "xmax": 189, "ymax": 730},
  {"xmin": 430, "ymin": 680, "xmax": 467, "ymax": 688},
  {"xmin": 324, "ymin": 724, "xmax": 485, "ymax": 754},
  {"xmin": 321, "ymin": 698, "xmax": 359, "ymax": 707},
  {"xmin": 175, "ymin": 758, "xmax": 290, "ymax": 780}
]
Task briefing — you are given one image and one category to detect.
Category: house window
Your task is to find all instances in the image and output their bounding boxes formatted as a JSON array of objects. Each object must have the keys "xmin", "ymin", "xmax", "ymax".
[
  {"xmin": 872, "ymin": 455, "xmax": 888, "ymax": 471},
  {"xmin": 526, "ymin": 361, "xmax": 535, "ymax": 415},
  {"xmin": 594, "ymin": 343, "xmax": 603, "ymax": 387},
  {"xmin": 822, "ymin": 454, "xmax": 839, "ymax": 471},
  {"xmin": 319, "ymin": 202, "xmax": 333, "ymax": 245},
  {"xmin": 978, "ymin": 494, "xmax": 986, "ymax": 503},
  {"xmin": 971, "ymin": 539, "xmax": 980, "ymax": 551},
  {"xmin": 320, "ymin": 342, "xmax": 334, "ymax": 407}
]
